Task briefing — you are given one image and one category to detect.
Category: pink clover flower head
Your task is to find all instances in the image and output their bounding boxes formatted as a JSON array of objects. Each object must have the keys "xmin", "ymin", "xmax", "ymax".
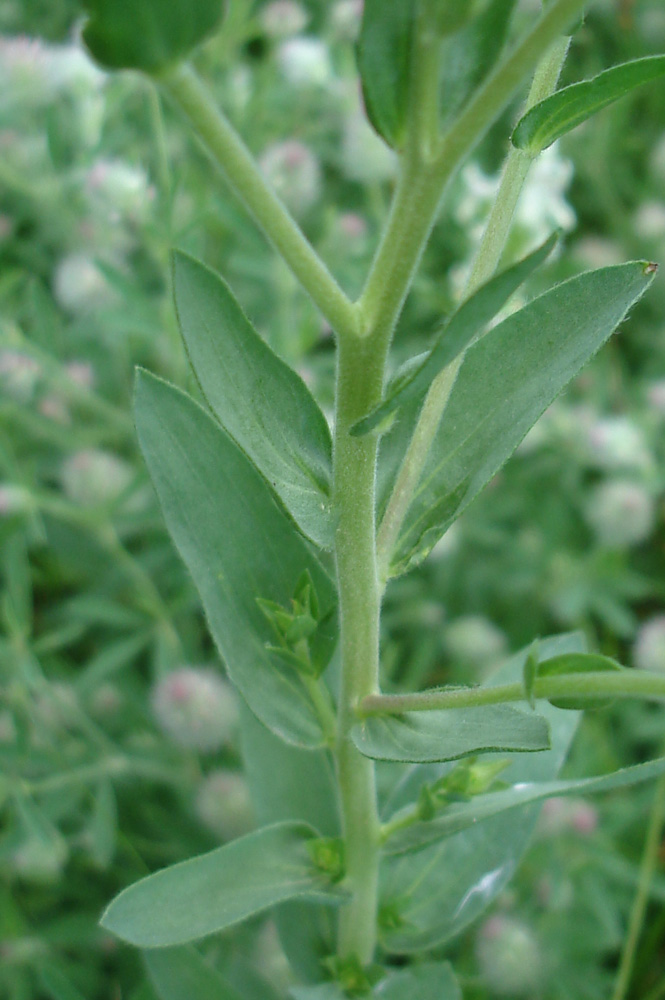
[
  {"xmin": 152, "ymin": 667, "xmax": 238, "ymax": 753},
  {"xmin": 476, "ymin": 915, "xmax": 542, "ymax": 996},
  {"xmin": 584, "ymin": 479, "xmax": 655, "ymax": 548}
]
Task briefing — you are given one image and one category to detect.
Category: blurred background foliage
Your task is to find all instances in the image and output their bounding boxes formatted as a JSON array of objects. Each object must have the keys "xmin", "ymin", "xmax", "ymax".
[{"xmin": 0, "ymin": 0, "xmax": 664, "ymax": 997}]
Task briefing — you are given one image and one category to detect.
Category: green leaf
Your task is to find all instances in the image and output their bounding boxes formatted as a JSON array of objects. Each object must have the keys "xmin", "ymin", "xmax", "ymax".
[
  {"xmin": 351, "ymin": 704, "xmax": 550, "ymax": 764},
  {"xmin": 438, "ymin": 0, "xmax": 517, "ymax": 126},
  {"xmin": 37, "ymin": 965, "xmax": 87, "ymax": 1000},
  {"xmin": 375, "ymin": 963, "xmax": 461, "ymax": 999},
  {"xmin": 239, "ymin": 704, "xmax": 339, "ymax": 983},
  {"xmin": 386, "ymin": 755, "xmax": 665, "ymax": 856},
  {"xmin": 381, "ymin": 262, "xmax": 657, "ymax": 576},
  {"xmin": 357, "ymin": 0, "xmax": 415, "ymax": 149},
  {"xmin": 352, "ymin": 235, "xmax": 557, "ymax": 437},
  {"xmin": 513, "ymin": 55, "xmax": 665, "ymax": 152},
  {"xmin": 101, "ymin": 822, "xmax": 342, "ymax": 948},
  {"xmin": 379, "ymin": 633, "xmax": 584, "ymax": 952},
  {"xmin": 144, "ymin": 945, "xmax": 244, "ymax": 1000},
  {"xmin": 82, "ymin": 0, "xmax": 224, "ymax": 73},
  {"xmin": 88, "ymin": 780, "xmax": 117, "ymax": 868},
  {"xmin": 537, "ymin": 652, "xmax": 625, "ymax": 710},
  {"xmin": 173, "ymin": 252, "xmax": 333, "ymax": 548},
  {"xmin": 134, "ymin": 371, "xmax": 337, "ymax": 748}
]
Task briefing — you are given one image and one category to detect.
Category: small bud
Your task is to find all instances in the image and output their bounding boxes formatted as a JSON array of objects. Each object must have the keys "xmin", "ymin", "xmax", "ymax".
[
  {"xmin": 585, "ymin": 480, "xmax": 655, "ymax": 548},
  {"xmin": 476, "ymin": 915, "xmax": 542, "ymax": 996},
  {"xmin": 633, "ymin": 616, "xmax": 665, "ymax": 673},
  {"xmin": 152, "ymin": 667, "xmax": 238, "ymax": 753},
  {"xmin": 64, "ymin": 360, "xmax": 96, "ymax": 390},
  {"xmin": 259, "ymin": 140, "xmax": 321, "ymax": 216},
  {"xmin": 194, "ymin": 770, "xmax": 254, "ymax": 840}
]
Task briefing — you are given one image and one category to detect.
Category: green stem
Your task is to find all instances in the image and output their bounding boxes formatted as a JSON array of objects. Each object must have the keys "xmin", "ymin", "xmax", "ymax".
[
  {"xmin": 360, "ymin": 671, "xmax": 665, "ymax": 716},
  {"xmin": 376, "ymin": 34, "xmax": 571, "ymax": 579},
  {"xmin": 333, "ymin": 331, "xmax": 387, "ymax": 964},
  {"xmin": 612, "ymin": 771, "xmax": 665, "ymax": 1000},
  {"xmin": 159, "ymin": 63, "xmax": 359, "ymax": 340}
]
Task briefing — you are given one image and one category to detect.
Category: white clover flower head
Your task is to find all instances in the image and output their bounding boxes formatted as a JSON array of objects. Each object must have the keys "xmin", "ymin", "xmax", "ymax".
[
  {"xmin": 337, "ymin": 211, "xmax": 368, "ymax": 241},
  {"xmin": 573, "ymin": 235, "xmax": 624, "ymax": 270},
  {"xmin": 12, "ymin": 835, "xmax": 68, "ymax": 883},
  {"xmin": 60, "ymin": 449, "xmax": 134, "ymax": 507},
  {"xmin": 476, "ymin": 915, "xmax": 542, "ymax": 996},
  {"xmin": 0, "ymin": 35, "xmax": 52, "ymax": 104},
  {"xmin": 260, "ymin": 1, "xmax": 309, "ymax": 38},
  {"xmin": 341, "ymin": 106, "xmax": 397, "ymax": 183},
  {"xmin": 585, "ymin": 479, "xmax": 655, "ymax": 548},
  {"xmin": 152, "ymin": 668, "xmax": 239, "ymax": 753},
  {"xmin": 259, "ymin": 139, "xmax": 321, "ymax": 215},
  {"xmin": 86, "ymin": 159, "xmax": 155, "ymax": 225},
  {"xmin": 0, "ymin": 349, "xmax": 41, "ymax": 402},
  {"xmin": 444, "ymin": 615, "xmax": 507, "ymax": 667},
  {"xmin": 53, "ymin": 253, "xmax": 115, "ymax": 315},
  {"xmin": 633, "ymin": 616, "xmax": 665, "ymax": 673},
  {"xmin": 634, "ymin": 200, "xmax": 665, "ymax": 241},
  {"xmin": 195, "ymin": 770, "xmax": 254, "ymax": 840},
  {"xmin": 39, "ymin": 394, "xmax": 70, "ymax": 425},
  {"xmin": 584, "ymin": 415, "xmax": 652, "ymax": 471},
  {"xmin": 45, "ymin": 41, "xmax": 105, "ymax": 95},
  {"xmin": 276, "ymin": 36, "xmax": 332, "ymax": 86},
  {"xmin": 329, "ymin": 0, "xmax": 364, "ymax": 40},
  {"xmin": 515, "ymin": 143, "xmax": 575, "ymax": 242}
]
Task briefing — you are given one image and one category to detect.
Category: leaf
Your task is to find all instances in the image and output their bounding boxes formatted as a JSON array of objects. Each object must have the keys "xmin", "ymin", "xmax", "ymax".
[
  {"xmin": 135, "ymin": 371, "xmax": 337, "ymax": 749},
  {"xmin": 513, "ymin": 55, "xmax": 665, "ymax": 152},
  {"xmin": 380, "ymin": 262, "xmax": 657, "ymax": 576},
  {"xmin": 101, "ymin": 822, "xmax": 342, "ymax": 948},
  {"xmin": 88, "ymin": 780, "xmax": 117, "ymax": 868},
  {"xmin": 375, "ymin": 962, "xmax": 461, "ymax": 999},
  {"xmin": 173, "ymin": 252, "xmax": 333, "ymax": 549},
  {"xmin": 351, "ymin": 704, "xmax": 550, "ymax": 764},
  {"xmin": 37, "ymin": 965, "xmax": 87, "ymax": 1000},
  {"xmin": 357, "ymin": 0, "xmax": 415, "ymax": 149},
  {"xmin": 438, "ymin": 0, "xmax": 517, "ymax": 126},
  {"xmin": 386, "ymin": 755, "xmax": 665, "ymax": 856},
  {"xmin": 352, "ymin": 235, "xmax": 557, "ymax": 437},
  {"xmin": 239, "ymin": 703, "xmax": 339, "ymax": 983},
  {"xmin": 144, "ymin": 945, "xmax": 244, "ymax": 1000},
  {"xmin": 82, "ymin": 0, "xmax": 224, "ymax": 73},
  {"xmin": 379, "ymin": 633, "xmax": 584, "ymax": 952},
  {"xmin": 537, "ymin": 651, "xmax": 625, "ymax": 710}
]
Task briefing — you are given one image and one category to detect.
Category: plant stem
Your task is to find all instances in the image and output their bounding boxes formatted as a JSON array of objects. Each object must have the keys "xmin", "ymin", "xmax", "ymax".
[
  {"xmin": 333, "ymin": 331, "xmax": 387, "ymax": 963},
  {"xmin": 159, "ymin": 63, "xmax": 359, "ymax": 340},
  {"xmin": 612, "ymin": 771, "xmax": 665, "ymax": 1000},
  {"xmin": 376, "ymin": 34, "xmax": 571, "ymax": 579},
  {"xmin": 360, "ymin": 671, "xmax": 665, "ymax": 716}
]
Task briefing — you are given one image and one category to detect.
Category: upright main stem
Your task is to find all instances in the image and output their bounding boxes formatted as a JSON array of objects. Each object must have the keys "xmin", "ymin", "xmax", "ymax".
[{"xmin": 333, "ymin": 332, "xmax": 387, "ymax": 963}]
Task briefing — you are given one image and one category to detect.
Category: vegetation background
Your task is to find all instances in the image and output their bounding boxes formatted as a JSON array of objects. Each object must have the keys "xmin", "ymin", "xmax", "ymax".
[{"xmin": 1, "ymin": 0, "xmax": 665, "ymax": 997}]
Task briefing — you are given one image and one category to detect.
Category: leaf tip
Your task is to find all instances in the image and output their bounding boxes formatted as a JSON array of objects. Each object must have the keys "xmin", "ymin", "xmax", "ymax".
[{"xmin": 643, "ymin": 261, "xmax": 659, "ymax": 276}]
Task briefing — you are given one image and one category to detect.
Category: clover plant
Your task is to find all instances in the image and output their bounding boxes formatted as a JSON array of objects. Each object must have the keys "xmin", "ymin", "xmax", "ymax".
[{"xmin": 19, "ymin": 0, "xmax": 665, "ymax": 996}]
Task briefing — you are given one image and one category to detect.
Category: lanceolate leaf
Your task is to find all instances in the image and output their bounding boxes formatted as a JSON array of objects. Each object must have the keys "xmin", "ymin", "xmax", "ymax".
[
  {"xmin": 144, "ymin": 946, "xmax": 244, "ymax": 1000},
  {"xmin": 379, "ymin": 633, "xmax": 584, "ymax": 952},
  {"xmin": 352, "ymin": 235, "xmax": 557, "ymax": 437},
  {"xmin": 513, "ymin": 55, "xmax": 665, "ymax": 152},
  {"xmin": 173, "ymin": 252, "xmax": 333, "ymax": 549},
  {"xmin": 386, "ymin": 755, "xmax": 665, "ymax": 855},
  {"xmin": 101, "ymin": 822, "xmax": 342, "ymax": 948},
  {"xmin": 351, "ymin": 704, "xmax": 550, "ymax": 764},
  {"xmin": 82, "ymin": 0, "xmax": 224, "ymax": 72},
  {"xmin": 357, "ymin": 0, "xmax": 415, "ymax": 149},
  {"xmin": 438, "ymin": 0, "xmax": 517, "ymax": 125},
  {"xmin": 239, "ymin": 704, "xmax": 339, "ymax": 982},
  {"xmin": 134, "ymin": 371, "xmax": 337, "ymax": 748},
  {"xmin": 381, "ymin": 262, "xmax": 657, "ymax": 577},
  {"xmin": 537, "ymin": 652, "xmax": 625, "ymax": 709}
]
